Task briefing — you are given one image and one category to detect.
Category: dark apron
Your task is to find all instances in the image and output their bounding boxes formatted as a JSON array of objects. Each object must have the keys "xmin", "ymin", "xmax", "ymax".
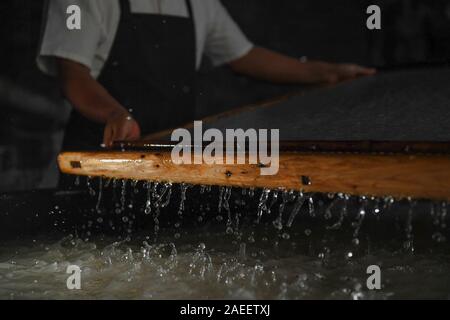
[{"xmin": 62, "ymin": 0, "xmax": 197, "ymax": 151}]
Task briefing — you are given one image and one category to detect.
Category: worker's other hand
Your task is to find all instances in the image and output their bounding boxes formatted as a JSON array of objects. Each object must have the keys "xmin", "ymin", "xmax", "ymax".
[
  {"xmin": 103, "ymin": 110, "xmax": 141, "ymax": 148},
  {"xmin": 306, "ymin": 61, "xmax": 376, "ymax": 84}
]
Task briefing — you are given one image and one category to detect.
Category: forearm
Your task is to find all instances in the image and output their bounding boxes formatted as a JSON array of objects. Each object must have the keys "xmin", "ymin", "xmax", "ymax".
[
  {"xmin": 229, "ymin": 47, "xmax": 375, "ymax": 85},
  {"xmin": 57, "ymin": 58, "xmax": 128, "ymax": 123},
  {"xmin": 229, "ymin": 47, "xmax": 314, "ymax": 84}
]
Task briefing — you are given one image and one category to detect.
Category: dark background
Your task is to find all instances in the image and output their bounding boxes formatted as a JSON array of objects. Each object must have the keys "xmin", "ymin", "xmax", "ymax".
[{"xmin": 1, "ymin": 0, "xmax": 450, "ymax": 192}]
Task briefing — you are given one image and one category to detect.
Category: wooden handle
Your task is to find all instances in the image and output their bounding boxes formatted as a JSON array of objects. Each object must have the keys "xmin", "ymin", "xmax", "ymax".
[{"xmin": 58, "ymin": 144, "xmax": 450, "ymax": 201}]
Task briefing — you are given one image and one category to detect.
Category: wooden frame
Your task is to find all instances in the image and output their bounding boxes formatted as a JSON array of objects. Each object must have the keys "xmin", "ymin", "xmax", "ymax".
[
  {"xmin": 57, "ymin": 70, "xmax": 450, "ymax": 201},
  {"xmin": 58, "ymin": 141, "xmax": 450, "ymax": 201}
]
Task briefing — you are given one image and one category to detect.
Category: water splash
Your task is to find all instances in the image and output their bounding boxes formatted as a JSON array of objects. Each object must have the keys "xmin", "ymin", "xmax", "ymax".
[
  {"xmin": 189, "ymin": 243, "xmax": 213, "ymax": 279},
  {"xmin": 404, "ymin": 198, "xmax": 415, "ymax": 252},
  {"xmin": 154, "ymin": 183, "xmax": 173, "ymax": 209},
  {"xmin": 352, "ymin": 196, "xmax": 368, "ymax": 246},
  {"xmin": 326, "ymin": 194, "xmax": 349, "ymax": 230},
  {"xmin": 95, "ymin": 177, "xmax": 103, "ymax": 214},
  {"xmin": 86, "ymin": 176, "xmax": 96, "ymax": 196},
  {"xmin": 178, "ymin": 183, "xmax": 188, "ymax": 216},
  {"xmin": 272, "ymin": 190, "xmax": 289, "ymax": 231},
  {"xmin": 383, "ymin": 196, "xmax": 395, "ymax": 211},
  {"xmin": 152, "ymin": 183, "xmax": 173, "ymax": 238},
  {"xmin": 307, "ymin": 194, "xmax": 315, "ymax": 217},
  {"xmin": 233, "ymin": 211, "xmax": 241, "ymax": 239},
  {"xmin": 324, "ymin": 195, "xmax": 339, "ymax": 220},
  {"xmin": 120, "ymin": 179, "xmax": 127, "ymax": 212},
  {"xmin": 256, "ymin": 188, "xmax": 271, "ymax": 223},
  {"xmin": 152, "ymin": 182, "xmax": 160, "ymax": 202},
  {"xmin": 373, "ymin": 197, "xmax": 381, "ymax": 215},
  {"xmin": 267, "ymin": 190, "xmax": 279, "ymax": 214},
  {"xmin": 144, "ymin": 181, "xmax": 152, "ymax": 215},
  {"xmin": 287, "ymin": 191, "xmax": 306, "ymax": 228},
  {"xmin": 222, "ymin": 187, "xmax": 233, "ymax": 234},
  {"xmin": 131, "ymin": 179, "xmax": 139, "ymax": 194}
]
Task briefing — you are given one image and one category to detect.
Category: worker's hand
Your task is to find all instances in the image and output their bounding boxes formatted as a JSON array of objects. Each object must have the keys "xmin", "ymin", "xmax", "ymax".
[
  {"xmin": 305, "ymin": 61, "xmax": 376, "ymax": 84},
  {"xmin": 103, "ymin": 110, "xmax": 141, "ymax": 148}
]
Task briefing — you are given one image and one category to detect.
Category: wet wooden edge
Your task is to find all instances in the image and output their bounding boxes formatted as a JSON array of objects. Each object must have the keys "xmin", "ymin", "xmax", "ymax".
[
  {"xmin": 112, "ymin": 140, "xmax": 450, "ymax": 155},
  {"xmin": 58, "ymin": 150, "xmax": 450, "ymax": 201}
]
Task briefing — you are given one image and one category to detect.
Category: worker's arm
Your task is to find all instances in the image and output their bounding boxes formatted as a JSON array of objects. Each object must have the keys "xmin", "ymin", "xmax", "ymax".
[
  {"xmin": 57, "ymin": 58, "xmax": 140, "ymax": 146},
  {"xmin": 229, "ymin": 47, "xmax": 376, "ymax": 85}
]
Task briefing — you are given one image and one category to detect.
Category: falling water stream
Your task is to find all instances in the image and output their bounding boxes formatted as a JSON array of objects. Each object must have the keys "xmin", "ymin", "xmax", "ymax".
[{"xmin": 0, "ymin": 177, "xmax": 449, "ymax": 299}]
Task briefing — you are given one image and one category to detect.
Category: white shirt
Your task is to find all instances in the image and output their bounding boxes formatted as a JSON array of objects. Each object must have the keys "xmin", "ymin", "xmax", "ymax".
[{"xmin": 38, "ymin": 0, "xmax": 253, "ymax": 78}]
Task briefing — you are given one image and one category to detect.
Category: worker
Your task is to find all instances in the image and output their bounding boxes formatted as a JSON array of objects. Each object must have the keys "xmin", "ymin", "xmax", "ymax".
[{"xmin": 38, "ymin": 0, "xmax": 376, "ymax": 151}]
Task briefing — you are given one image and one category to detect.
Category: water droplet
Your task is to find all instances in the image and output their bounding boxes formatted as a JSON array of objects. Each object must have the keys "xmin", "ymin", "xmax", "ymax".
[
  {"xmin": 256, "ymin": 188, "xmax": 271, "ymax": 223},
  {"xmin": 144, "ymin": 181, "xmax": 152, "ymax": 215},
  {"xmin": 95, "ymin": 177, "xmax": 103, "ymax": 213},
  {"xmin": 178, "ymin": 183, "xmax": 188, "ymax": 216},
  {"xmin": 272, "ymin": 190, "xmax": 289, "ymax": 230},
  {"xmin": 120, "ymin": 179, "xmax": 127, "ymax": 211},
  {"xmin": 86, "ymin": 176, "xmax": 96, "ymax": 196},
  {"xmin": 308, "ymin": 195, "xmax": 315, "ymax": 217},
  {"xmin": 287, "ymin": 191, "xmax": 305, "ymax": 227}
]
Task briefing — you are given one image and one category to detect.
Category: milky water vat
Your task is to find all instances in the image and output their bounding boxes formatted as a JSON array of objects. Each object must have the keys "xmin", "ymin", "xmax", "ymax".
[
  {"xmin": 0, "ymin": 179, "xmax": 449, "ymax": 299},
  {"xmin": 1, "ymin": 231, "xmax": 450, "ymax": 299}
]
